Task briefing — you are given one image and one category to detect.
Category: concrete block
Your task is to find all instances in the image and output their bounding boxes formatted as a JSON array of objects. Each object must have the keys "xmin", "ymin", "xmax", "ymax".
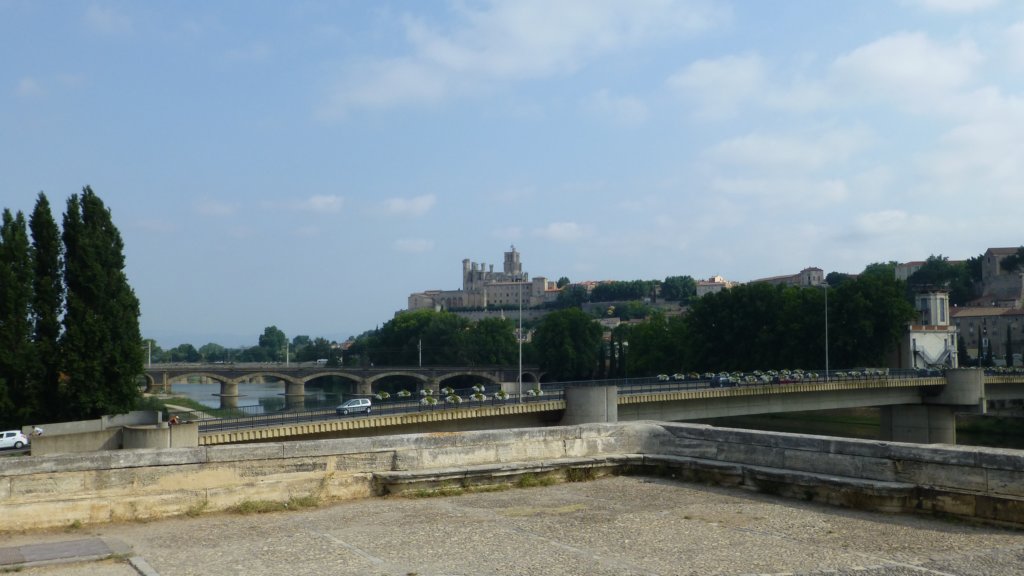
[
  {"xmin": 977, "ymin": 449, "xmax": 1024, "ymax": 473},
  {"xmin": 206, "ymin": 443, "xmax": 287, "ymax": 463},
  {"xmin": 896, "ymin": 460, "xmax": 988, "ymax": 492},
  {"xmin": 985, "ymin": 469, "xmax": 1024, "ymax": 498},
  {"xmin": 886, "ymin": 444, "xmax": 979, "ymax": 467},
  {"xmin": 717, "ymin": 442, "xmax": 785, "ymax": 468}
]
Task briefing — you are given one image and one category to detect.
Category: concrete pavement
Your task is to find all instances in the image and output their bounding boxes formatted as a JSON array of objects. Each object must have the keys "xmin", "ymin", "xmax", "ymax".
[{"xmin": 3, "ymin": 475, "xmax": 1024, "ymax": 576}]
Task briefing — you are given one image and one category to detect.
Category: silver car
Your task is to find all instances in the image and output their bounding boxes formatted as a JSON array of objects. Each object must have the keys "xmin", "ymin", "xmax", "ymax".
[{"xmin": 335, "ymin": 398, "xmax": 372, "ymax": 416}]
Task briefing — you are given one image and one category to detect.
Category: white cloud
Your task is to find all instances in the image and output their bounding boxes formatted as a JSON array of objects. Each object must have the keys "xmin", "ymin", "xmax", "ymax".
[
  {"xmin": 703, "ymin": 128, "xmax": 870, "ymax": 174},
  {"xmin": 384, "ymin": 194, "xmax": 436, "ymax": 216},
  {"xmin": 321, "ymin": 0, "xmax": 727, "ymax": 116},
  {"xmin": 393, "ymin": 238, "xmax": 434, "ymax": 253},
  {"xmin": 830, "ymin": 32, "xmax": 982, "ymax": 107},
  {"xmin": 854, "ymin": 210, "xmax": 933, "ymax": 236},
  {"xmin": 585, "ymin": 89, "xmax": 648, "ymax": 126},
  {"xmin": 904, "ymin": 0, "xmax": 1000, "ymax": 13},
  {"xmin": 84, "ymin": 4, "xmax": 133, "ymax": 35},
  {"xmin": 1006, "ymin": 21, "xmax": 1024, "ymax": 69},
  {"xmin": 710, "ymin": 177, "xmax": 849, "ymax": 206},
  {"xmin": 667, "ymin": 53, "xmax": 765, "ymax": 119},
  {"xmin": 297, "ymin": 195, "xmax": 344, "ymax": 213},
  {"xmin": 194, "ymin": 199, "xmax": 237, "ymax": 217},
  {"xmin": 16, "ymin": 77, "xmax": 43, "ymax": 98},
  {"xmin": 533, "ymin": 221, "xmax": 587, "ymax": 241}
]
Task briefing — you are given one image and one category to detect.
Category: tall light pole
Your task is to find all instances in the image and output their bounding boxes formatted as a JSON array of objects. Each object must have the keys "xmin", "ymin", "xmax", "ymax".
[
  {"xmin": 518, "ymin": 276, "xmax": 523, "ymax": 403},
  {"xmin": 824, "ymin": 282, "xmax": 830, "ymax": 383}
]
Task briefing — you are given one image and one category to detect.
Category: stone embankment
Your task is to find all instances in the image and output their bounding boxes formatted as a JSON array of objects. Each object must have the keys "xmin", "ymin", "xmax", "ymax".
[{"xmin": 1, "ymin": 421, "xmax": 1023, "ymax": 532}]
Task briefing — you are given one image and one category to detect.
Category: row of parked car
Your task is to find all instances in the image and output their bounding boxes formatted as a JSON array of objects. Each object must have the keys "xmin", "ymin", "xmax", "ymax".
[{"xmin": 655, "ymin": 368, "xmax": 895, "ymax": 387}]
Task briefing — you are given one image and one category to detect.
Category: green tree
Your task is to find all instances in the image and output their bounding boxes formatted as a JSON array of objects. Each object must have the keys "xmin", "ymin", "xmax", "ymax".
[
  {"xmin": 627, "ymin": 312, "xmax": 678, "ymax": 376},
  {"xmin": 661, "ymin": 275, "xmax": 696, "ymax": 303},
  {"xmin": 258, "ymin": 326, "xmax": 288, "ymax": 360},
  {"xmin": 60, "ymin": 187, "xmax": 144, "ymax": 420},
  {"xmin": 556, "ymin": 276, "xmax": 570, "ymax": 288},
  {"xmin": 999, "ymin": 246, "xmax": 1024, "ymax": 273},
  {"xmin": 29, "ymin": 193, "xmax": 63, "ymax": 423},
  {"xmin": 1006, "ymin": 324, "xmax": 1014, "ymax": 367},
  {"xmin": 169, "ymin": 343, "xmax": 200, "ymax": 362},
  {"xmin": 532, "ymin": 308, "xmax": 602, "ymax": 381},
  {"xmin": 464, "ymin": 317, "xmax": 517, "ymax": 365},
  {"xmin": 198, "ymin": 342, "xmax": 226, "ymax": 362},
  {"xmin": 552, "ymin": 284, "xmax": 588, "ymax": 309},
  {"xmin": 0, "ymin": 209, "xmax": 33, "ymax": 428}
]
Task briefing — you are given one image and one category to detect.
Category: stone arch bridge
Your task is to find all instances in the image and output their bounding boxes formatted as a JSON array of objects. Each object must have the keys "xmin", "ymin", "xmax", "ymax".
[{"xmin": 143, "ymin": 363, "xmax": 546, "ymax": 408}]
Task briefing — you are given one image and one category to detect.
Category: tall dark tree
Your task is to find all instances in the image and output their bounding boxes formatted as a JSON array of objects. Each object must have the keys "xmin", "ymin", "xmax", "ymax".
[
  {"xmin": 60, "ymin": 187, "xmax": 144, "ymax": 419},
  {"xmin": 1006, "ymin": 324, "xmax": 1015, "ymax": 367},
  {"xmin": 258, "ymin": 325, "xmax": 288, "ymax": 360},
  {"xmin": 661, "ymin": 275, "xmax": 696, "ymax": 303},
  {"xmin": 0, "ymin": 209, "xmax": 33, "ymax": 428},
  {"xmin": 532, "ymin": 308, "xmax": 603, "ymax": 381},
  {"xmin": 29, "ymin": 193, "xmax": 63, "ymax": 423}
]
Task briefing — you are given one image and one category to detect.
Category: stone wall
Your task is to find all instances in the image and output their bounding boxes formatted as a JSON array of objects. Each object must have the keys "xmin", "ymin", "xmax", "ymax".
[{"xmin": 1, "ymin": 421, "xmax": 1022, "ymax": 532}]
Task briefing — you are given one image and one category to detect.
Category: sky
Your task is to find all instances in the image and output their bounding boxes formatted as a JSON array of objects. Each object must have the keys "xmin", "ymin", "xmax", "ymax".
[{"xmin": 3, "ymin": 0, "xmax": 1024, "ymax": 348}]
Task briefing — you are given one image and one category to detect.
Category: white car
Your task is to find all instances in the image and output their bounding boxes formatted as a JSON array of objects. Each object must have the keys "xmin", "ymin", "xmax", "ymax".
[
  {"xmin": 335, "ymin": 398, "xmax": 372, "ymax": 416},
  {"xmin": 0, "ymin": 430, "xmax": 30, "ymax": 450}
]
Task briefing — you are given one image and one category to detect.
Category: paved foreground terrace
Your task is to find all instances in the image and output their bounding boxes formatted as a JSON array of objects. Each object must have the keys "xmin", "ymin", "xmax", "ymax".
[{"xmin": 6, "ymin": 475, "xmax": 1024, "ymax": 576}]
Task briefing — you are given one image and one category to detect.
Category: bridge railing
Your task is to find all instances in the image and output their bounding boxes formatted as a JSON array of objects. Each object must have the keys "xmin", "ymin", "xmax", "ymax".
[{"xmin": 175, "ymin": 370, "xmax": 938, "ymax": 434}]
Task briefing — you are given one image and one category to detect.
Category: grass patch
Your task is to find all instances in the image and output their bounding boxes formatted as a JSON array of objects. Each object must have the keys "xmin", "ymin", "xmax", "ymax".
[
  {"xmin": 565, "ymin": 467, "xmax": 597, "ymax": 483},
  {"xmin": 65, "ymin": 519, "xmax": 82, "ymax": 531},
  {"xmin": 516, "ymin": 473, "xmax": 556, "ymax": 488},
  {"xmin": 227, "ymin": 496, "xmax": 322, "ymax": 515},
  {"xmin": 185, "ymin": 500, "xmax": 208, "ymax": 518}
]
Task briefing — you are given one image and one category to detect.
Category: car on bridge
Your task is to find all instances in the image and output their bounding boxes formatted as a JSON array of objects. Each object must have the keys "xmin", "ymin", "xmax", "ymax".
[
  {"xmin": 335, "ymin": 398, "xmax": 372, "ymax": 416},
  {"xmin": 0, "ymin": 430, "xmax": 29, "ymax": 450}
]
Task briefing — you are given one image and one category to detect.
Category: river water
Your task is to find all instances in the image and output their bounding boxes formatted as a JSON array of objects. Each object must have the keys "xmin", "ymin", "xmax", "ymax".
[{"xmin": 167, "ymin": 381, "xmax": 339, "ymax": 411}]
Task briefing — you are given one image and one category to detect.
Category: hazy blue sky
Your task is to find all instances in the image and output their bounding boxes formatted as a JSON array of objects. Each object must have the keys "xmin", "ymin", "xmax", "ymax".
[{"xmin": 4, "ymin": 0, "xmax": 1023, "ymax": 348}]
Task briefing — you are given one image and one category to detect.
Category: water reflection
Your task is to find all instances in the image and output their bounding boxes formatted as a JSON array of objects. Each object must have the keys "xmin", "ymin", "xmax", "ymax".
[{"xmin": 167, "ymin": 381, "xmax": 338, "ymax": 413}]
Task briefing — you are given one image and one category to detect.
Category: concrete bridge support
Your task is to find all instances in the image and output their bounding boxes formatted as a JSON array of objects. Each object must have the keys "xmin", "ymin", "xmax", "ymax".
[
  {"xmin": 880, "ymin": 405, "xmax": 957, "ymax": 444},
  {"xmin": 561, "ymin": 385, "xmax": 617, "ymax": 425},
  {"xmin": 357, "ymin": 380, "xmax": 372, "ymax": 396},
  {"xmin": 881, "ymin": 368, "xmax": 986, "ymax": 444},
  {"xmin": 284, "ymin": 381, "xmax": 306, "ymax": 410},
  {"xmin": 217, "ymin": 381, "xmax": 239, "ymax": 410}
]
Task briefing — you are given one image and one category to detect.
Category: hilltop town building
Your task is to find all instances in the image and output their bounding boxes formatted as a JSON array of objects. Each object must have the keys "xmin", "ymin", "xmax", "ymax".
[
  {"xmin": 695, "ymin": 275, "xmax": 736, "ymax": 298},
  {"xmin": 751, "ymin": 267, "xmax": 825, "ymax": 288},
  {"xmin": 408, "ymin": 246, "xmax": 559, "ymax": 312}
]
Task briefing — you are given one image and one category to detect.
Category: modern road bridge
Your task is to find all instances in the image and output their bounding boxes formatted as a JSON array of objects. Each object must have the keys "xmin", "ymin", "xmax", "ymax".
[{"xmin": 190, "ymin": 368, "xmax": 1024, "ymax": 447}]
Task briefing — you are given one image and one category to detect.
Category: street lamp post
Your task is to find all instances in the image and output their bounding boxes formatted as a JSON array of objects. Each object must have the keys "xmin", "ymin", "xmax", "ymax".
[
  {"xmin": 824, "ymin": 283, "xmax": 830, "ymax": 383},
  {"xmin": 518, "ymin": 276, "xmax": 523, "ymax": 403}
]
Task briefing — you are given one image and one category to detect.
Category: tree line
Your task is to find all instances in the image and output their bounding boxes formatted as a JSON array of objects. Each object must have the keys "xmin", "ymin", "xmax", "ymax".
[{"xmin": 0, "ymin": 188, "xmax": 143, "ymax": 430}]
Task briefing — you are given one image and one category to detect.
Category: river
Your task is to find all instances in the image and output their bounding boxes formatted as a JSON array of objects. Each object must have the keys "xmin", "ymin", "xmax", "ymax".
[{"xmin": 696, "ymin": 408, "xmax": 1024, "ymax": 450}]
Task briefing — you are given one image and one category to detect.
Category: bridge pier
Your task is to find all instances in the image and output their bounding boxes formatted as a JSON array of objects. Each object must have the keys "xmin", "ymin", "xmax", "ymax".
[
  {"xmin": 561, "ymin": 384, "xmax": 617, "ymax": 425},
  {"xmin": 881, "ymin": 368, "xmax": 986, "ymax": 444},
  {"xmin": 357, "ymin": 381, "xmax": 372, "ymax": 396},
  {"xmin": 284, "ymin": 381, "xmax": 306, "ymax": 410},
  {"xmin": 217, "ymin": 381, "xmax": 239, "ymax": 410},
  {"xmin": 880, "ymin": 405, "xmax": 957, "ymax": 444}
]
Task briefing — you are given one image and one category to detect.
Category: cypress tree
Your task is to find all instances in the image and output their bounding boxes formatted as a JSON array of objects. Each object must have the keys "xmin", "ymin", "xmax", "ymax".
[
  {"xmin": 30, "ymin": 192, "xmax": 64, "ymax": 422},
  {"xmin": 0, "ymin": 209, "xmax": 34, "ymax": 428},
  {"xmin": 60, "ymin": 187, "xmax": 143, "ymax": 419}
]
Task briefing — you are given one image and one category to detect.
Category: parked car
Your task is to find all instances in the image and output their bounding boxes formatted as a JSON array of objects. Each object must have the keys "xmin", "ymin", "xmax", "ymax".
[
  {"xmin": 335, "ymin": 398, "xmax": 372, "ymax": 416},
  {"xmin": 0, "ymin": 430, "xmax": 29, "ymax": 450}
]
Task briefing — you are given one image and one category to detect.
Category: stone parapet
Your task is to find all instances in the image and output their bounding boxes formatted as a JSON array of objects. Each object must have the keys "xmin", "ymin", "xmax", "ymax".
[{"xmin": 1, "ymin": 421, "xmax": 1022, "ymax": 532}]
